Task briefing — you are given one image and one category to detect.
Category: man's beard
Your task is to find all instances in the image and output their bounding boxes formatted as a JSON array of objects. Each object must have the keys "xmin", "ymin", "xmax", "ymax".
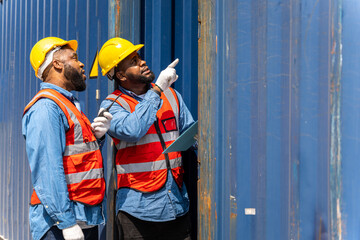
[
  {"xmin": 64, "ymin": 63, "xmax": 86, "ymax": 91},
  {"xmin": 127, "ymin": 71, "xmax": 155, "ymax": 84}
]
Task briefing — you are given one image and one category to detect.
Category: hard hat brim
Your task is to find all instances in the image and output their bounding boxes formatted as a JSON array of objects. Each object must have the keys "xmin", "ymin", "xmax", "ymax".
[
  {"xmin": 101, "ymin": 44, "xmax": 144, "ymax": 76},
  {"xmin": 65, "ymin": 40, "xmax": 78, "ymax": 52}
]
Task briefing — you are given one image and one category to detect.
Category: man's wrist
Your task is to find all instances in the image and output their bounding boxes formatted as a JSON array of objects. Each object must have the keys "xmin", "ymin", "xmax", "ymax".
[
  {"xmin": 154, "ymin": 84, "xmax": 163, "ymax": 92},
  {"xmin": 151, "ymin": 87, "xmax": 162, "ymax": 96}
]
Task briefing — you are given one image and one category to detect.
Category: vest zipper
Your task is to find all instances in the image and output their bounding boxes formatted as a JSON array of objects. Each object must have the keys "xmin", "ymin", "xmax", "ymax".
[{"xmin": 154, "ymin": 119, "xmax": 171, "ymax": 170}]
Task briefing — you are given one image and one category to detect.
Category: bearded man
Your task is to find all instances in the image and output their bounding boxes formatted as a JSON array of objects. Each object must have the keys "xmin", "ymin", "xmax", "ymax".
[
  {"xmin": 22, "ymin": 37, "xmax": 112, "ymax": 240},
  {"xmin": 98, "ymin": 38, "xmax": 195, "ymax": 240}
]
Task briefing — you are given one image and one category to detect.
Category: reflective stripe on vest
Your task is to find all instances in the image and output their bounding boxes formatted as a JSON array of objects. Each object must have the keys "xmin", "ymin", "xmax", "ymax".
[
  {"xmin": 65, "ymin": 168, "xmax": 104, "ymax": 184},
  {"xmin": 64, "ymin": 141, "xmax": 99, "ymax": 156},
  {"xmin": 163, "ymin": 88, "xmax": 179, "ymax": 130},
  {"xmin": 116, "ymin": 131, "xmax": 178, "ymax": 150},
  {"xmin": 24, "ymin": 89, "xmax": 105, "ymax": 205},
  {"xmin": 106, "ymin": 93, "xmax": 131, "ymax": 111},
  {"xmin": 116, "ymin": 157, "xmax": 182, "ymax": 174}
]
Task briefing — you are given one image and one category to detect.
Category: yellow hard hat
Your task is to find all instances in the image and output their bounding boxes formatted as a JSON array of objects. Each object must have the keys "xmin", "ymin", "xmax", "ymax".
[
  {"xmin": 30, "ymin": 37, "xmax": 78, "ymax": 79},
  {"xmin": 98, "ymin": 37, "xmax": 144, "ymax": 76}
]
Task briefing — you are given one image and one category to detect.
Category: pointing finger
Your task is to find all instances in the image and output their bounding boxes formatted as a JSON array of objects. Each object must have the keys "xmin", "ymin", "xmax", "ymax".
[{"xmin": 168, "ymin": 58, "xmax": 179, "ymax": 68}]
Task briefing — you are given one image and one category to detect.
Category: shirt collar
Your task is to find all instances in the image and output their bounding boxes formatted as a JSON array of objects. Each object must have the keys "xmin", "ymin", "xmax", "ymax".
[
  {"xmin": 118, "ymin": 84, "xmax": 149, "ymax": 100},
  {"xmin": 40, "ymin": 82, "xmax": 78, "ymax": 104}
]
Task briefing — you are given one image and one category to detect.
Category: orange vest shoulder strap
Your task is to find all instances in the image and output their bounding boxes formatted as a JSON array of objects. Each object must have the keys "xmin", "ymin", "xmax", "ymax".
[
  {"xmin": 23, "ymin": 89, "xmax": 72, "ymax": 120},
  {"xmin": 23, "ymin": 89, "xmax": 90, "ymax": 138},
  {"xmin": 106, "ymin": 89, "xmax": 138, "ymax": 112}
]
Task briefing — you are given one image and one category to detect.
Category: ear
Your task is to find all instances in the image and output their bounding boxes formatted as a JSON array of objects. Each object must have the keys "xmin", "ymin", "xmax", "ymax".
[
  {"xmin": 52, "ymin": 59, "xmax": 63, "ymax": 71},
  {"xmin": 116, "ymin": 71, "xmax": 127, "ymax": 82}
]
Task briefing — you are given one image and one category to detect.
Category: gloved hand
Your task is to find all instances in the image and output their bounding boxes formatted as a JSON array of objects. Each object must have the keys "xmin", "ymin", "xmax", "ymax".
[
  {"xmin": 91, "ymin": 109, "xmax": 113, "ymax": 139},
  {"xmin": 62, "ymin": 224, "xmax": 84, "ymax": 240},
  {"xmin": 155, "ymin": 58, "xmax": 179, "ymax": 92}
]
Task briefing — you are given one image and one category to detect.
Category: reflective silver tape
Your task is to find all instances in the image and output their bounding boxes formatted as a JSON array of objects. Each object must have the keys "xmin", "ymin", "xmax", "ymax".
[
  {"xmin": 116, "ymin": 157, "xmax": 182, "ymax": 174},
  {"xmin": 65, "ymin": 168, "xmax": 104, "ymax": 184},
  {"xmin": 115, "ymin": 131, "xmax": 179, "ymax": 150},
  {"xmin": 163, "ymin": 89, "xmax": 179, "ymax": 129},
  {"xmin": 106, "ymin": 94, "xmax": 131, "ymax": 112},
  {"xmin": 33, "ymin": 91, "xmax": 84, "ymax": 143},
  {"xmin": 64, "ymin": 140, "xmax": 100, "ymax": 156}
]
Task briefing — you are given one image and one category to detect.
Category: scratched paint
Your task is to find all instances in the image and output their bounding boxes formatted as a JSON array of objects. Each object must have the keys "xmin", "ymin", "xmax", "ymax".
[
  {"xmin": 198, "ymin": 0, "xmax": 216, "ymax": 239},
  {"xmin": 329, "ymin": 0, "xmax": 343, "ymax": 239}
]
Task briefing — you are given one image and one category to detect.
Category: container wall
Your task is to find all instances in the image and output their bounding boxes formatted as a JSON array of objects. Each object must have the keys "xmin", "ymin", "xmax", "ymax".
[
  {"xmin": 109, "ymin": 0, "xmax": 198, "ymax": 118},
  {"xmin": 198, "ymin": 0, "xmax": 359, "ymax": 239},
  {"xmin": 339, "ymin": 1, "xmax": 360, "ymax": 239},
  {"xmin": 0, "ymin": 1, "xmax": 109, "ymax": 239},
  {"xmin": 141, "ymin": 0, "xmax": 198, "ymax": 118}
]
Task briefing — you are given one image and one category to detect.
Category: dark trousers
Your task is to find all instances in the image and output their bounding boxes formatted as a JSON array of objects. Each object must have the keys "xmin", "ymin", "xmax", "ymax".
[
  {"xmin": 116, "ymin": 211, "xmax": 191, "ymax": 240},
  {"xmin": 40, "ymin": 225, "xmax": 98, "ymax": 240}
]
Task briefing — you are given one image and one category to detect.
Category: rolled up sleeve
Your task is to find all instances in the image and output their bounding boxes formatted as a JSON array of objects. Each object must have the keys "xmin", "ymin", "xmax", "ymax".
[{"xmin": 101, "ymin": 89, "xmax": 162, "ymax": 142}]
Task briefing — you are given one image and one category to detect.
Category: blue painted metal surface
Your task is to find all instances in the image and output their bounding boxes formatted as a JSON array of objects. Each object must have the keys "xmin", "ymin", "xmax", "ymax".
[
  {"xmin": 339, "ymin": 1, "xmax": 360, "ymax": 239},
  {"xmin": 108, "ymin": 0, "xmax": 198, "ymax": 117},
  {"xmin": 141, "ymin": 0, "xmax": 198, "ymax": 118},
  {"xmin": 5, "ymin": 0, "xmax": 360, "ymax": 239},
  {"xmin": 0, "ymin": 1, "xmax": 109, "ymax": 239},
  {"xmin": 197, "ymin": 0, "xmax": 358, "ymax": 239}
]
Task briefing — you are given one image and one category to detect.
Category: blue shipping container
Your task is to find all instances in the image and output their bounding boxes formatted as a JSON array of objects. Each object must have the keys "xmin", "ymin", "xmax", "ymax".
[{"xmin": 198, "ymin": 0, "xmax": 360, "ymax": 239}]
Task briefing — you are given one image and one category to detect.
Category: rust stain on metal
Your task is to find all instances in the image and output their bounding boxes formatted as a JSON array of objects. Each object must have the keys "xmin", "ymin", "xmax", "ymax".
[
  {"xmin": 198, "ymin": 0, "xmax": 216, "ymax": 240},
  {"xmin": 215, "ymin": 35, "xmax": 217, "ymax": 54},
  {"xmin": 115, "ymin": 0, "xmax": 121, "ymax": 37}
]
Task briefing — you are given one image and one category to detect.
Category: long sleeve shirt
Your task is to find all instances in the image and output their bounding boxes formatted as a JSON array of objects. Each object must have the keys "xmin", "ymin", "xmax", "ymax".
[
  {"xmin": 100, "ymin": 85, "xmax": 195, "ymax": 222},
  {"xmin": 22, "ymin": 83, "xmax": 105, "ymax": 240}
]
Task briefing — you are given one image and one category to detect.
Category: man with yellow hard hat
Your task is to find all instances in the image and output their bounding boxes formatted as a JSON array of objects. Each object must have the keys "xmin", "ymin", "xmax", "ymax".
[
  {"xmin": 98, "ymin": 38, "xmax": 195, "ymax": 240},
  {"xmin": 22, "ymin": 37, "xmax": 112, "ymax": 240}
]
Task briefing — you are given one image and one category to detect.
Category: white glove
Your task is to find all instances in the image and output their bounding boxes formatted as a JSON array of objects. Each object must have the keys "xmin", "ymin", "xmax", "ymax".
[
  {"xmin": 155, "ymin": 58, "xmax": 179, "ymax": 92},
  {"xmin": 91, "ymin": 109, "xmax": 113, "ymax": 139},
  {"xmin": 62, "ymin": 224, "xmax": 84, "ymax": 240}
]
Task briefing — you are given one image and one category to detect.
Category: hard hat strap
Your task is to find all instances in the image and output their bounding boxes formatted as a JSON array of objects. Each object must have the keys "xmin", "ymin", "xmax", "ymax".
[
  {"xmin": 37, "ymin": 46, "xmax": 61, "ymax": 81},
  {"xmin": 106, "ymin": 68, "xmax": 115, "ymax": 80}
]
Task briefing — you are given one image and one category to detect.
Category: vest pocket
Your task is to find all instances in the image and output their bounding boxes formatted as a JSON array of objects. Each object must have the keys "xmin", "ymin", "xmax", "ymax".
[{"xmin": 161, "ymin": 116, "xmax": 178, "ymax": 132}]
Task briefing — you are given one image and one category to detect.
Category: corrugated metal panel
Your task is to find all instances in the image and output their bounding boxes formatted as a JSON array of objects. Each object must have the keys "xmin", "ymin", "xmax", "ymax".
[
  {"xmin": 142, "ymin": 0, "xmax": 198, "ymax": 118},
  {"xmin": 339, "ymin": 1, "xmax": 360, "ymax": 239},
  {"xmin": 109, "ymin": 0, "xmax": 198, "ymax": 114},
  {"xmin": 0, "ymin": 0, "xmax": 109, "ymax": 239},
  {"xmin": 108, "ymin": 0, "xmax": 198, "ymax": 116},
  {"xmin": 198, "ymin": 0, "xmax": 357, "ymax": 239}
]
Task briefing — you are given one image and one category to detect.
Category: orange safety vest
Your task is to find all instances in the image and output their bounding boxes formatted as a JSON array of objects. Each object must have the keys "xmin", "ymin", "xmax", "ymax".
[
  {"xmin": 23, "ymin": 89, "xmax": 105, "ymax": 206},
  {"xmin": 106, "ymin": 86, "xmax": 183, "ymax": 192}
]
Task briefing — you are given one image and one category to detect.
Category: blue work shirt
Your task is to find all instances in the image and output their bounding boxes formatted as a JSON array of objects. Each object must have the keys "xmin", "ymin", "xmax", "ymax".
[
  {"xmin": 100, "ymin": 85, "xmax": 195, "ymax": 222},
  {"xmin": 22, "ymin": 83, "xmax": 105, "ymax": 240}
]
